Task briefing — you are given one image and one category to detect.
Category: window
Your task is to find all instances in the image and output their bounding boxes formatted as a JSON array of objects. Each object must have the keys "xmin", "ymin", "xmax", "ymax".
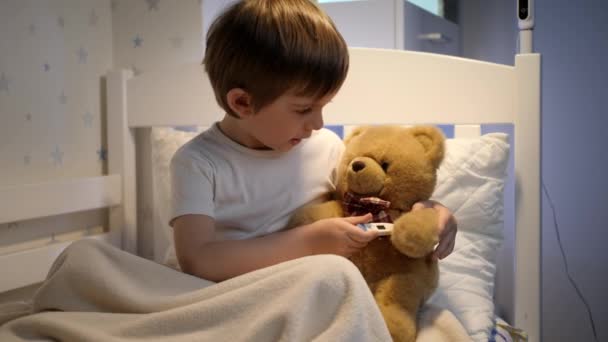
[{"xmin": 407, "ymin": 0, "xmax": 441, "ymax": 17}]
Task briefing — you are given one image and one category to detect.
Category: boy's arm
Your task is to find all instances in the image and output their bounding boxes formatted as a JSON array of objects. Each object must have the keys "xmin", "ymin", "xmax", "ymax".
[{"xmin": 173, "ymin": 213, "xmax": 376, "ymax": 282}]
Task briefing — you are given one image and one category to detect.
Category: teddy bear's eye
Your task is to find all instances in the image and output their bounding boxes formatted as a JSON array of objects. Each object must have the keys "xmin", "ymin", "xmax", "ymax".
[{"xmin": 381, "ymin": 162, "xmax": 390, "ymax": 172}]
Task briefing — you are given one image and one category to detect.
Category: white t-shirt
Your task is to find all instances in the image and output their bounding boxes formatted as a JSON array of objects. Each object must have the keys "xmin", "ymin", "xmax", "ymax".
[{"xmin": 170, "ymin": 123, "xmax": 344, "ymax": 242}]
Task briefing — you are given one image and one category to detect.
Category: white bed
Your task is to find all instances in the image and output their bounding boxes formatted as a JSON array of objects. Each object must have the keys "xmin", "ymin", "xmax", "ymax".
[{"xmin": 0, "ymin": 47, "xmax": 541, "ymax": 341}]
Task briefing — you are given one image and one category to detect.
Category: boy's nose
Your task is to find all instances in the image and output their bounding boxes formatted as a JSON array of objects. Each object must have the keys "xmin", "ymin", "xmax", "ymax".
[{"xmin": 308, "ymin": 111, "xmax": 324, "ymax": 131}]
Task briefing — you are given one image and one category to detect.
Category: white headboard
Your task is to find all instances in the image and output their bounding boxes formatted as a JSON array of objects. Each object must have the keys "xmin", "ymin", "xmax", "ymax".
[{"xmin": 0, "ymin": 48, "xmax": 541, "ymax": 341}]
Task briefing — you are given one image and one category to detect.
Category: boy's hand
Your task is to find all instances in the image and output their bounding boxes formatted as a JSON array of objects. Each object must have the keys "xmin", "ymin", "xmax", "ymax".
[
  {"xmin": 412, "ymin": 200, "xmax": 457, "ymax": 260},
  {"xmin": 307, "ymin": 213, "xmax": 378, "ymax": 257}
]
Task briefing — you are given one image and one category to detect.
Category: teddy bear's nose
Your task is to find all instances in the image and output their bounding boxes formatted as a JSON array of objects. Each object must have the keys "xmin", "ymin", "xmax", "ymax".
[{"xmin": 352, "ymin": 161, "xmax": 366, "ymax": 172}]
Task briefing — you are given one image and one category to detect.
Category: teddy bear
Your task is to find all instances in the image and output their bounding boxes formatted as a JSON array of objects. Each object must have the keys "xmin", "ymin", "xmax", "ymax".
[{"xmin": 289, "ymin": 125, "xmax": 445, "ymax": 342}]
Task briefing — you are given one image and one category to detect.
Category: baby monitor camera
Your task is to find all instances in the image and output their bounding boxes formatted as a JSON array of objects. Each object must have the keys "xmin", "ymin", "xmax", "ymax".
[{"xmin": 518, "ymin": 0, "xmax": 534, "ymax": 30}]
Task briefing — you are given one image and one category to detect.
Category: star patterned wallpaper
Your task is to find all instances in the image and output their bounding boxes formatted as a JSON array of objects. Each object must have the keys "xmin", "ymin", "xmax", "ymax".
[
  {"xmin": 0, "ymin": 0, "xmax": 203, "ymax": 254},
  {"xmin": 112, "ymin": 0, "xmax": 204, "ymax": 76},
  {"xmin": 0, "ymin": 0, "xmax": 113, "ymax": 186}
]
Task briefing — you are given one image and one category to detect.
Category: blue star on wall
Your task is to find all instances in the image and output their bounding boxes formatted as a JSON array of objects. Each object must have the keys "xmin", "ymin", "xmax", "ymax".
[
  {"xmin": 51, "ymin": 146, "xmax": 64, "ymax": 165},
  {"xmin": 82, "ymin": 112, "xmax": 94, "ymax": 127},
  {"xmin": 23, "ymin": 155, "xmax": 31, "ymax": 165},
  {"xmin": 97, "ymin": 148, "xmax": 107, "ymax": 161},
  {"xmin": 57, "ymin": 16, "xmax": 65, "ymax": 28},
  {"xmin": 0, "ymin": 73, "xmax": 9, "ymax": 93},
  {"xmin": 25, "ymin": 113, "xmax": 32, "ymax": 121},
  {"xmin": 77, "ymin": 47, "xmax": 88, "ymax": 64},
  {"xmin": 133, "ymin": 35, "xmax": 143, "ymax": 48},
  {"xmin": 28, "ymin": 23, "xmax": 37, "ymax": 34},
  {"xmin": 43, "ymin": 63, "xmax": 51, "ymax": 72},
  {"xmin": 146, "ymin": 0, "xmax": 160, "ymax": 11}
]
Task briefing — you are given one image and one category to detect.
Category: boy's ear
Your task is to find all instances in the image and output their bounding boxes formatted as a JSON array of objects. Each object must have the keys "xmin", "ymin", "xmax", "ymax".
[{"xmin": 226, "ymin": 88, "xmax": 254, "ymax": 118}]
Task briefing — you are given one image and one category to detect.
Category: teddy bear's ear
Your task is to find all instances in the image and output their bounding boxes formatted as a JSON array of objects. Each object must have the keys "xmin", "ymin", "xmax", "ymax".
[
  {"xmin": 343, "ymin": 126, "xmax": 368, "ymax": 145},
  {"xmin": 409, "ymin": 126, "xmax": 445, "ymax": 169}
]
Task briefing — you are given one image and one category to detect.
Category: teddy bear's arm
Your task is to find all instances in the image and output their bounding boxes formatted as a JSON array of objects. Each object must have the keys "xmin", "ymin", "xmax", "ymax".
[
  {"xmin": 287, "ymin": 200, "xmax": 344, "ymax": 228},
  {"xmin": 391, "ymin": 208, "xmax": 440, "ymax": 258}
]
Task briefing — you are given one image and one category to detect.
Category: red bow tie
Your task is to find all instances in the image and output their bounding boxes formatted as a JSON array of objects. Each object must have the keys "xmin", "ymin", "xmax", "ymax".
[{"xmin": 342, "ymin": 192, "xmax": 392, "ymax": 223}]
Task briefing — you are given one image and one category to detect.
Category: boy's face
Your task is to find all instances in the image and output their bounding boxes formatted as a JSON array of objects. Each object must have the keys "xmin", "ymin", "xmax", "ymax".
[{"xmin": 243, "ymin": 90, "xmax": 336, "ymax": 152}]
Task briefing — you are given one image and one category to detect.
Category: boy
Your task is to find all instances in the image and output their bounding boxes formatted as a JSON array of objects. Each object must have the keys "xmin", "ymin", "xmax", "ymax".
[{"xmin": 169, "ymin": 0, "xmax": 457, "ymax": 283}]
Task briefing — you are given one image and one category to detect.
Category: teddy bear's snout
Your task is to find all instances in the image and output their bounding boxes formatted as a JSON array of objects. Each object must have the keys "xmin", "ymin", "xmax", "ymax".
[
  {"xmin": 352, "ymin": 161, "xmax": 366, "ymax": 172},
  {"xmin": 347, "ymin": 157, "xmax": 385, "ymax": 195}
]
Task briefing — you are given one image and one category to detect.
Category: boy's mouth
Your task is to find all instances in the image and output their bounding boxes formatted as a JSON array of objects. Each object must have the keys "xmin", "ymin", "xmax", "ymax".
[{"xmin": 289, "ymin": 138, "xmax": 302, "ymax": 146}]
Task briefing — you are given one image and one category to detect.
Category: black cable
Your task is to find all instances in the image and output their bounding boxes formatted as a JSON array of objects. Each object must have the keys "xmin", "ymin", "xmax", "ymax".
[{"xmin": 542, "ymin": 182, "xmax": 599, "ymax": 342}]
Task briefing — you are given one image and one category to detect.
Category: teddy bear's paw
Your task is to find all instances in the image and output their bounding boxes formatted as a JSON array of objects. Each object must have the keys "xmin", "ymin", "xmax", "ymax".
[
  {"xmin": 391, "ymin": 230, "xmax": 437, "ymax": 258},
  {"xmin": 391, "ymin": 209, "xmax": 439, "ymax": 258}
]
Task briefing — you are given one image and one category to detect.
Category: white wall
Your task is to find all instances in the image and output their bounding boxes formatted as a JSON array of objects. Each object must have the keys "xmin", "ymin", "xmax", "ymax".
[{"xmin": 460, "ymin": 1, "xmax": 608, "ymax": 341}]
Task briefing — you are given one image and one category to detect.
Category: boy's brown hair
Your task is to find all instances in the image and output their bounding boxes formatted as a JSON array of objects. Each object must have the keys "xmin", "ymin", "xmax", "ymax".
[{"xmin": 204, "ymin": 0, "xmax": 349, "ymax": 117}]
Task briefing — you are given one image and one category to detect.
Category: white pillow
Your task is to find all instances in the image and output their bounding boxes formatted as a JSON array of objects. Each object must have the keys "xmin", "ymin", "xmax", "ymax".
[
  {"xmin": 150, "ymin": 127, "xmax": 206, "ymax": 266},
  {"xmin": 150, "ymin": 127, "xmax": 510, "ymax": 341},
  {"xmin": 428, "ymin": 132, "xmax": 510, "ymax": 341}
]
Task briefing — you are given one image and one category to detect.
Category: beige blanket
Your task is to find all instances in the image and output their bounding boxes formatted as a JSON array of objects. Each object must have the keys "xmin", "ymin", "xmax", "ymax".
[{"xmin": 0, "ymin": 239, "xmax": 470, "ymax": 341}]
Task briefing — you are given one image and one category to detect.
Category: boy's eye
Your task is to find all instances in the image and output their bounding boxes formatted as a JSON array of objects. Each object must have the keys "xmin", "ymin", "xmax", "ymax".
[
  {"xmin": 296, "ymin": 108, "xmax": 312, "ymax": 114},
  {"xmin": 381, "ymin": 162, "xmax": 390, "ymax": 171}
]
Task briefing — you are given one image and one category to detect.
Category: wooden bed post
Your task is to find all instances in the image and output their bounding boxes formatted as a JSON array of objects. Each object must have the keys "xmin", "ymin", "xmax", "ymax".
[
  {"xmin": 514, "ymin": 53, "xmax": 542, "ymax": 342},
  {"xmin": 106, "ymin": 69, "xmax": 138, "ymax": 255}
]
